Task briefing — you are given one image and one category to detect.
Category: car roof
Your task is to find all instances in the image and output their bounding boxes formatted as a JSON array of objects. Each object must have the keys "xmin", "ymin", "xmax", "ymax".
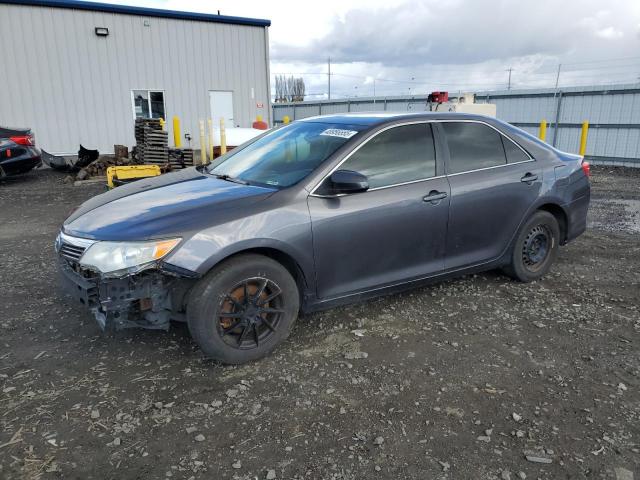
[{"xmin": 298, "ymin": 112, "xmax": 498, "ymax": 127}]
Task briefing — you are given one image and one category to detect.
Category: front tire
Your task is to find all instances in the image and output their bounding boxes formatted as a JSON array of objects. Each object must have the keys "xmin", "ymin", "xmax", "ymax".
[
  {"xmin": 504, "ymin": 211, "xmax": 560, "ymax": 282},
  {"xmin": 187, "ymin": 254, "xmax": 300, "ymax": 364}
]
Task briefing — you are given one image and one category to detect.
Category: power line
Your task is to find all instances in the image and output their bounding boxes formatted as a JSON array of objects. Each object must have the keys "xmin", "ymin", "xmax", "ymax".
[
  {"xmin": 274, "ymin": 54, "xmax": 640, "ymax": 71},
  {"xmin": 561, "ymin": 55, "xmax": 640, "ymax": 66},
  {"xmin": 271, "ymin": 57, "xmax": 640, "ymax": 98},
  {"xmin": 273, "ymin": 71, "xmax": 504, "ymax": 87}
]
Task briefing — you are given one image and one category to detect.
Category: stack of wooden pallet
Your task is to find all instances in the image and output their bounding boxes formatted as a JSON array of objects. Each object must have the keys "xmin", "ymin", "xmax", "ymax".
[
  {"xmin": 168, "ymin": 148, "xmax": 195, "ymax": 170},
  {"xmin": 134, "ymin": 118, "xmax": 161, "ymax": 144},
  {"xmin": 135, "ymin": 118, "xmax": 168, "ymax": 166}
]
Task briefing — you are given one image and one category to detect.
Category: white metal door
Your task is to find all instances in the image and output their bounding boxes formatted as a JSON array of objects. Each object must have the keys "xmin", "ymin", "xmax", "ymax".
[{"xmin": 209, "ymin": 91, "xmax": 234, "ymax": 126}]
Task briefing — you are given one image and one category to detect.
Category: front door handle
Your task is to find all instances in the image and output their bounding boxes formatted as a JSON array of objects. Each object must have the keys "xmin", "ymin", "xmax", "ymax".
[
  {"xmin": 521, "ymin": 172, "xmax": 538, "ymax": 183},
  {"xmin": 423, "ymin": 190, "xmax": 448, "ymax": 203}
]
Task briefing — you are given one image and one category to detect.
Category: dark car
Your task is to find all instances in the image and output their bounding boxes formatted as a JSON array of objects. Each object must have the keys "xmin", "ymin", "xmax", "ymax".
[
  {"xmin": 0, "ymin": 126, "xmax": 41, "ymax": 177},
  {"xmin": 56, "ymin": 113, "xmax": 590, "ymax": 363}
]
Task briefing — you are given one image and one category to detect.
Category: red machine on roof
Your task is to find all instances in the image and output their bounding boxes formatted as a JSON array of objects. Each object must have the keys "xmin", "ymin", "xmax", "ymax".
[
  {"xmin": 427, "ymin": 91, "xmax": 449, "ymax": 103},
  {"xmin": 426, "ymin": 91, "xmax": 497, "ymax": 116}
]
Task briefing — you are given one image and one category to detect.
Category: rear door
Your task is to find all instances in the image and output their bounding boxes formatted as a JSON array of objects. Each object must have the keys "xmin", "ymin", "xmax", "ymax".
[
  {"xmin": 308, "ymin": 122, "xmax": 450, "ymax": 299},
  {"xmin": 438, "ymin": 121, "xmax": 542, "ymax": 270}
]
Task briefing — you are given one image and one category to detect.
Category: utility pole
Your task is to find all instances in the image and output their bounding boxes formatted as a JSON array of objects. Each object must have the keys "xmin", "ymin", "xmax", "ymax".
[
  {"xmin": 555, "ymin": 63, "xmax": 562, "ymax": 89},
  {"xmin": 327, "ymin": 57, "xmax": 331, "ymax": 100},
  {"xmin": 506, "ymin": 67, "xmax": 513, "ymax": 90}
]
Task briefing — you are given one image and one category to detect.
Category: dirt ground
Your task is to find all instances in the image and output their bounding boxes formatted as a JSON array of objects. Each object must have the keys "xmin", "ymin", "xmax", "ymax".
[{"xmin": 1, "ymin": 166, "xmax": 638, "ymax": 480}]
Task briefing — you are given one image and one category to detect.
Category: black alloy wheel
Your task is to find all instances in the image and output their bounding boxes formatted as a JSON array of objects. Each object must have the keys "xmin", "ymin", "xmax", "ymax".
[
  {"xmin": 217, "ymin": 277, "xmax": 285, "ymax": 349},
  {"xmin": 187, "ymin": 254, "xmax": 300, "ymax": 364}
]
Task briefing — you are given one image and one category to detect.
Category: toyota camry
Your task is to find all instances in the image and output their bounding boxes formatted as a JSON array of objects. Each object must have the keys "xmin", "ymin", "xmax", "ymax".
[{"xmin": 56, "ymin": 113, "xmax": 590, "ymax": 363}]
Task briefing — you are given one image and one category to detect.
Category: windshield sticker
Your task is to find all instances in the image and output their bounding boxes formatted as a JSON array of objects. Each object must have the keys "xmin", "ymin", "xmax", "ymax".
[{"xmin": 320, "ymin": 128, "xmax": 358, "ymax": 139}]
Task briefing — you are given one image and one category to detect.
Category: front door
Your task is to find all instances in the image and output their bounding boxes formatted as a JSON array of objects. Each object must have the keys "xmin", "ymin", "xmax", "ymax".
[
  {"xmin": 439, "ymin": 121, "xmax": 542, "ymax": 270},
  {"xmin": 308, "ymin": 123, "xmax": 450, "ymax": 300},
  {"xmin": 209, "ymin": 91, "xmax": 234, "ymax": 126}
]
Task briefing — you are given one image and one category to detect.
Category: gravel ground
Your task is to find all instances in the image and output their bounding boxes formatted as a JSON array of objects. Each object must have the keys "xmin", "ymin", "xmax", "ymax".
[{"xmin": 0, "ymin": 166, "xmax": 638, "ymax": 480}]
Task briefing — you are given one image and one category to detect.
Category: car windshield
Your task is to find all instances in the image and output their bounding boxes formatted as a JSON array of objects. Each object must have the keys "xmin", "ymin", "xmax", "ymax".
[{"xmin": 206, "ymin": 122, "xmax": 366, "ymax": 188}]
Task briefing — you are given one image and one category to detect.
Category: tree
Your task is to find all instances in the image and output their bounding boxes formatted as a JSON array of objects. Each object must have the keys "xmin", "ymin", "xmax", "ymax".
[{"xmin": 275, "ymin": 75, "xmax": 305, "ymax": 102}]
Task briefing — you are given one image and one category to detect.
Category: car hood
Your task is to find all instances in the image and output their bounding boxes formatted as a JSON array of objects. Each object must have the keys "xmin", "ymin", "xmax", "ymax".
[{"xmin": 63, "ymin": 168, "xmax": 277, "ymax": 240}]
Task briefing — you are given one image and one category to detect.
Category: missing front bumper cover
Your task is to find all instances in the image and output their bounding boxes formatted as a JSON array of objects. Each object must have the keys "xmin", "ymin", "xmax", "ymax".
[{"xmin": 58, "ymin": 259, "xmax": 189, "ymax": 330}]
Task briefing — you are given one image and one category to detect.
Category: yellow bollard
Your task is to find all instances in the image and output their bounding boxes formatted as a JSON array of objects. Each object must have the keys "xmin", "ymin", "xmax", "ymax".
[
  {"xmin": 220, "ymin": 118, "xmax": 227, "ymax": 155},
  {"xmin": 579, "ymin": 121, "xmax": 589, "ymax": 156},
  {"xmin": 538, "ymin": 119, "xmax": 547, "ymax": 142},
  {"xmin": 282, "ymin": 115, "xmax": 290, "ymax": 125},
  {"xmin": 199, "ymin": 120, "xmax": 206, "ymax": 165},
  {"xmin": 208, "ymin": 119, "xmax": 214, "ymax": 161},
  {"xmin": 172, "ymin": 116, "xmax": 181, "ymax": 148}
]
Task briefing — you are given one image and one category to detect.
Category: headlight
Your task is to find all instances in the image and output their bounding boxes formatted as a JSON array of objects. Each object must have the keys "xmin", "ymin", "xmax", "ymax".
[{"xmin": 79, "ymin": 238, "xmax": 181, "ymax": 276}]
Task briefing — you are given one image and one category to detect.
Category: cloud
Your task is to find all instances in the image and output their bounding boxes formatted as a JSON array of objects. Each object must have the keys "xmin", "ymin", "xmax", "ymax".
[
  {"xmin": 96, "ymin": 0, "xmax": 640, "ymax": 96},
  {"xmin": 595, "ymin": 27, "xmax": 623, "ymax": 39},
  {"xmin": 272, "ymin": 0, "xmax": 639, "ymax": 66}
]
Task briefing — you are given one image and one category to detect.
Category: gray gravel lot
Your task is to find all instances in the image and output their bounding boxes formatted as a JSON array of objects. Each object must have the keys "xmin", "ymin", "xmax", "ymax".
[{"xmin": 1, "ymin": 166, "xmax": 639, "ymax": 479}]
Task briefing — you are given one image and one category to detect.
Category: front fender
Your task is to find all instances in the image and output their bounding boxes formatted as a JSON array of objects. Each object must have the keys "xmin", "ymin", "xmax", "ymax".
[
  {"xmin": 164, "ymin": 204, "xmax": 315, "ymax": 288},
  {"xmin": 189, "ymin": 237, "xmax": 313, "ymax": 279}
]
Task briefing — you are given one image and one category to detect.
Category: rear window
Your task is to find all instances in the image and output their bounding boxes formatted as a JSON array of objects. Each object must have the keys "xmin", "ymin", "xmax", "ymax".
[
  {"xmin": 501, "ymin": 136, "xmax": 530, "ymax": 163},
  {"xmin": 442, "ymin": 122, "xmax": 506, "ymax": 174}
]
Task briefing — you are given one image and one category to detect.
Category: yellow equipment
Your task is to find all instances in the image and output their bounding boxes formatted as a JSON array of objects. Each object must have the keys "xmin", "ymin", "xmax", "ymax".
[{"xmin": 107, "ymin": 165, "xmax": 161, "ymax": 189}]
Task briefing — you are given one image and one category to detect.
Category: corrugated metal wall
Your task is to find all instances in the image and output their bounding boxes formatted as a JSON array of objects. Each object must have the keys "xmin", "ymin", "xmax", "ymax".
[
  {"xmin": 273, "ymin": 85, "xmax": 640, "ymax": 166},
  {"xmin": 0, "ymin": 3, "xmax": 270, "ymax": 154}
]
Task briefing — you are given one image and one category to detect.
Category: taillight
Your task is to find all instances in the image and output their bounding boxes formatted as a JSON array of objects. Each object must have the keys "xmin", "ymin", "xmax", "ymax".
[
  {"xmin": 581, "ymin": 160, "xmax": 590, "ymax": 177},
  {"xmin": 9, "ymin": 134, "xmax": 34, "ymax": 146}
]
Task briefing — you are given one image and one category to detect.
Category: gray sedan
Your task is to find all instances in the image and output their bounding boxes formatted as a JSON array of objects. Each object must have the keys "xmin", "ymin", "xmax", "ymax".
[{"xmin": 56, "ymin": 113, "xmax": 590, "ymax": 363}]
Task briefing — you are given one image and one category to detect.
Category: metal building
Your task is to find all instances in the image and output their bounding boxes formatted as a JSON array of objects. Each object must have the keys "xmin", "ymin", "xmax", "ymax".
[{"xmin": 0, "ymin": 0, "xmax": 271, "ymax": 154}]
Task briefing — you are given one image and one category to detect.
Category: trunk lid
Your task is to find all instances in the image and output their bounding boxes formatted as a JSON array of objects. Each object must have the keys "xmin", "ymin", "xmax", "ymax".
[{"xmin": 0, "ymin": 126, "xmax": 30, "ymax": 138}]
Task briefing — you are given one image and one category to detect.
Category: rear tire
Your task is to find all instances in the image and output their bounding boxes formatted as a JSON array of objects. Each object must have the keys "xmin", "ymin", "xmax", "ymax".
[
  {"xmin": 504, "ymin": 211, "xmax": 560, "ymax": 282},
  {"xmin": 187, "ymin": 254, "xmax": 299, "ymax": 364}
]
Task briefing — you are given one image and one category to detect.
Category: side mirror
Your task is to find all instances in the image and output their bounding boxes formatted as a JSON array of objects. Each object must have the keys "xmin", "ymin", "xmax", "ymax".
[{"xmin": 330, "ymin": 170, "xmax": 369, "ymax": 194}]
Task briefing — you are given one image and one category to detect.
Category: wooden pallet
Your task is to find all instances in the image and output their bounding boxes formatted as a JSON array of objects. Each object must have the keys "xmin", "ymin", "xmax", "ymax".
[
  {"xmin": 167, "ymin": 148, "xmax": 194, "ymax": 169},
  {"xmin": 135, "ymin": 119, "xmax": 168, "ymax": 165}
]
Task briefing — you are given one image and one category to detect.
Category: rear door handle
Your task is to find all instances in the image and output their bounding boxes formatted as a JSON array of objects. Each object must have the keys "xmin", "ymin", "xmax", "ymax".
[
  {"xmin": 521, "ymin": 173, "xmax": 538, "ymax": 183},
  {"xmin": 423, "ymin": 191, "xmax": 448, "ymax": 203}
]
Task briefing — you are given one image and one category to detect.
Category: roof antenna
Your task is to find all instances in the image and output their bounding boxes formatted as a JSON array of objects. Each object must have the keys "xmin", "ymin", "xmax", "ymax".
[{"xmin": 217, "ymin": 10, "xmax": 221, "ymax": 15}]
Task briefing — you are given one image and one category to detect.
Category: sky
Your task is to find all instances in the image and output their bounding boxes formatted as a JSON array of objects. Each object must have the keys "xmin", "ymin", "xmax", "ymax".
[{"xmin": 96, "ymin": 0, "xmax": 640, "ymax": 99}]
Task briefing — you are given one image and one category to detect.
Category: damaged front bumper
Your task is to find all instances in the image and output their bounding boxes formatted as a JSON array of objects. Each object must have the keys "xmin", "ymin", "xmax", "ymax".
[{"xmin": 58, "ymin": 255, "xmax": 195, "ymax": 331}]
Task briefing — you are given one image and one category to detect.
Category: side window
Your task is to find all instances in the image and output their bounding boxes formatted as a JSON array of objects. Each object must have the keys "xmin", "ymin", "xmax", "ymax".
[
  {"xmin": 339, "ymin": 123, "xmax": 436, "ymax": 189},
  {"xmin": 132, "ymin": 90, "xmax": 165, "ymax": 119},
  {"xmin": 149, "ymin": 91, "xmax": 166, "ymax": 119},
  {"xmin": 442, "ymin": 122, "xmax": 506, "ymax": 174},
  {"xmin": 501, "ymin": 136, "xmax": 530, "ymax": 163}
]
